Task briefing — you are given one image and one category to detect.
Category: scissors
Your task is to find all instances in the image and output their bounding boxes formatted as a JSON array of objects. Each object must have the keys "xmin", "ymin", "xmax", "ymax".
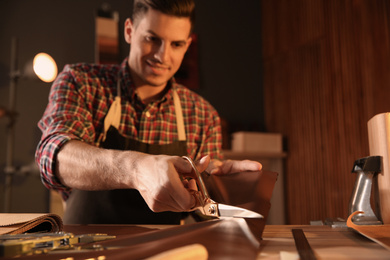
[{"xmin": 182, "ymin": 156, "xmax": 263, "ymax": 219}]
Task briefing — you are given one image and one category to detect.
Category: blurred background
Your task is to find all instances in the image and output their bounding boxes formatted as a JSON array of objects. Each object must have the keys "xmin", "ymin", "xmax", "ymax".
[
  {"xmin": 1, "ymin": 0, "xmax": 390, "ymax": 225},
  {"xmin": 0, "ymin": 0, "xmax": 264, "ymax": 214}
]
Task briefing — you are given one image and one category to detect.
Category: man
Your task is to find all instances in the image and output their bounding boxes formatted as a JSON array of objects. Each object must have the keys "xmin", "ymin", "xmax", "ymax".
[{"xmin": 35, "ymin": 0, "xmax": 261, "ymax": 224}]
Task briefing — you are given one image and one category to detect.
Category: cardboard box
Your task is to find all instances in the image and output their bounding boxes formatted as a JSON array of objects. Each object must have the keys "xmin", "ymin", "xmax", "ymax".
[{"xmin": 231, "ymin": 132, "xmax": 282, "ymax": 153}]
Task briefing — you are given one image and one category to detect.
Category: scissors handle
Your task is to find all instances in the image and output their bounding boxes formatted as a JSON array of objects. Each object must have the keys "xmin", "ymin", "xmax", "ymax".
[{"xmin": 182, "ymin": 156, "xmax": 210, "ymax": 203}]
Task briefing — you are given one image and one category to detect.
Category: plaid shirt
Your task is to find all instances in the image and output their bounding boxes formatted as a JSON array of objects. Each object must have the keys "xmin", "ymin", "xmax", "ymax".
[{"xmin": 35, "ymin": 58, "xmax": 222, "ymax": 200}]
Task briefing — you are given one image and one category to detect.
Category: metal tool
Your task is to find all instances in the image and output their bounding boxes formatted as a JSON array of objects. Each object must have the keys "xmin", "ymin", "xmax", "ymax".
[
  {"xmin": 348, "ymin": 156, "xmax": 383, "ymax": 225},
  {"xmin": 0, "ymin": 232, "xmax": 116, "ymax": 257},
  {"xmin": 182, "ymin": 156, "xmax": 263, "ymax": 219}
]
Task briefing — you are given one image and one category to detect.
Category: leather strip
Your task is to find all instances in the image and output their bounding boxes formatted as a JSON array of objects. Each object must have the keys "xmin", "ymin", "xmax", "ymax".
[{"xmin": 347, "ymin": 211, "xmax": 390, "ymax": 251}]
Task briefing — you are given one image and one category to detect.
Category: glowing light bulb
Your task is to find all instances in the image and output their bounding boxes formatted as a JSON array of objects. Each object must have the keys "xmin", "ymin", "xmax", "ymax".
[{"xmin": 33, "ymin": 53, "xmax": 58, "ymax": 82}]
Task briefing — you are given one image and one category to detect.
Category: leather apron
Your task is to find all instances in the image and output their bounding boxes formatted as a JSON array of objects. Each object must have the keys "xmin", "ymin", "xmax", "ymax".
[{"xmin": 63, "ymin": 80, "xmax": 188, "ymax": 225}]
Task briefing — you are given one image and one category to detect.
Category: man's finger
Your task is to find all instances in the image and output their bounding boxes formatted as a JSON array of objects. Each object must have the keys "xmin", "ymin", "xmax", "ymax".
[
  {"xmin": 212, "ymin": 160, "xmax": 262, "ymax": 175},
  {"xmin": 195, "ymin": 155, "xmax": 210, "ymax": 173}
]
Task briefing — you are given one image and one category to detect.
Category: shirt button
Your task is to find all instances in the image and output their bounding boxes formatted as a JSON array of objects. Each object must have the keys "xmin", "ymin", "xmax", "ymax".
[{"xmin": 145, "ymin": 111, "xmax": 151, "ymax": 118}]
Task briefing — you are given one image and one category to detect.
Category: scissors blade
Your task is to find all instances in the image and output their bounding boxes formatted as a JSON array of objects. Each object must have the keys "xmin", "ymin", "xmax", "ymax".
[{"xmin": 217, "ymin": 204, "xmax": 264, "ymax": 219}]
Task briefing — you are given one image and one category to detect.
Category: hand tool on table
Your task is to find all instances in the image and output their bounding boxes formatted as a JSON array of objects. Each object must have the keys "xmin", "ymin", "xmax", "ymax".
[
  {"xmin": 0, "ymin": 232, "xmax": 116, "ymax": 257},
  {"xmin": 349, "ymin": 156, "xmax": 383, "ymax": 225},
  {"xmin": 182, "ymin": 156, "xmax": 263, "ymax": 219}
]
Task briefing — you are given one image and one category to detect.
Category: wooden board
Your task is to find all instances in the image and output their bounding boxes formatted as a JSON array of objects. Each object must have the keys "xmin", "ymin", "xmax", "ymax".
[{"xmin": 367, "ymin": 113, "xmax": 390, "ymax": 224}]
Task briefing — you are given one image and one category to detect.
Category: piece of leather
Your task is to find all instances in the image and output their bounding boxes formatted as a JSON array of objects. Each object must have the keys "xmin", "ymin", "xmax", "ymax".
[
  {"xmin": 0, "ymin": 213, "xmax": 63, "ymax": 235},
  {"xmin": 202, "ymin": 169, "xmax": 278, "ymax": 239},
  {"xmin": 9, "ymin": 219, "xmax": 259, "ymax": 260},
  {"xmin": 347, "ymin": 211, "xmax": 390, "ymax": 251}
]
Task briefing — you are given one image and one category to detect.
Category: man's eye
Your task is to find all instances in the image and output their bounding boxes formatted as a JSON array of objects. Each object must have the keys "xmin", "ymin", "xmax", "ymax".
[
  {"xmin": 145, "ymin": 36, "xmax": 158, "ymax": 42},
  {"xmin": 172, "ymin": 42, "xmax": 185, "ymax": 48}
]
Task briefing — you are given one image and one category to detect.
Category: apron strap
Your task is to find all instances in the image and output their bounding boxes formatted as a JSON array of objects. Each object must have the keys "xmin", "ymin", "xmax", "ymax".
[
  {"xmin": 103, "ymin": 96, "xmax": 121, "ymax": 141},
  {"xmin": 103, "ymin": 77, "xmax": 122, "ymax": 141},
  {"xmin": 103, "ymin": 85, "xmax": 186, "ymax": 142},
  {"xmin": 173, "ymin": 90, "xmax": 186, "ymax": 141}
]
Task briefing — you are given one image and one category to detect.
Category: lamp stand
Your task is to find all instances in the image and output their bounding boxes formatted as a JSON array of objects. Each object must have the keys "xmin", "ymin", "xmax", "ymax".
[{"xmin": 4, "ymin": 37, "xmax": 20, "ymax": 213}]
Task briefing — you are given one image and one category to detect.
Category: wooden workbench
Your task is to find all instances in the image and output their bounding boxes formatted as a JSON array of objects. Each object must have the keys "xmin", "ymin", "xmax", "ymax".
[
  {"xmin": 259, "ymin": 225, "xmax": 390, "ymax": 259},
  {"xmin": 3, "ymin": 223, "xmax": 389, "ymax": 259}
]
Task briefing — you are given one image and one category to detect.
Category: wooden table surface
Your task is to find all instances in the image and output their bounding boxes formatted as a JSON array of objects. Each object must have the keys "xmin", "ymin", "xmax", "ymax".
[
  {"xmin": 64, "ymin": 223, "xmax": 390, "ymax": 259},
  {"xmin": 259, "ymin": 225, "xmax": 390, "ymax": 259},
  {"xmin": 4, "ymin": 223, "xmax": 389, "ymax": 259}
]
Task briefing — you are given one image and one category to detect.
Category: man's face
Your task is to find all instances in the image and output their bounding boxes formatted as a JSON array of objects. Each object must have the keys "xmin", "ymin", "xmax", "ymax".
[{"xmin": 125, "ymin": 9, "xmax": 192, "ymax": 89}]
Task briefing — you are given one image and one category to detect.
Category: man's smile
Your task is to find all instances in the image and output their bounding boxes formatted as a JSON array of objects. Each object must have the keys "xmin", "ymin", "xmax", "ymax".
[{"xmin": 146, "ymin": 59, "xmax": 170, "ymax": 74}]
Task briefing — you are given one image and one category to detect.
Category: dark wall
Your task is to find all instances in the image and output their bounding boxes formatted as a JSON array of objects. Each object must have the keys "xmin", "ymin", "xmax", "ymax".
[
  {"xmin": 194, "ymin": 1, "xmax": 264, "ymax": 131},
  {"xmin": 0, "ymin": 0, "xmax": 264, "ymax": 212}
]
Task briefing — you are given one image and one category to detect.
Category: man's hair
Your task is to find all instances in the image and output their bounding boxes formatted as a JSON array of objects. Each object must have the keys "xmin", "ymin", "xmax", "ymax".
[{"xmin": 132, "ymin": 0, "xmax": 195, "ymax": 32}]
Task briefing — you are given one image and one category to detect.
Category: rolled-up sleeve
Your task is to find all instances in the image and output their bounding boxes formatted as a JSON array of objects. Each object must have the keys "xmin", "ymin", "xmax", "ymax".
[
  {"xmin": 35, "ymin": 65, "xmax": 103, "ymax": 200},
  {"xmin": 35, "ymin": 133, "xmax": 75, "ymax": 200}
]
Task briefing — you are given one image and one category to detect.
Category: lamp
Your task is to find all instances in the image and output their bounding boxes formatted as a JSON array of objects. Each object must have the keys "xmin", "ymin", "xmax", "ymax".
[{"xmin": 3, "ymin": 37, "xmax": 57, "ymax": 212}]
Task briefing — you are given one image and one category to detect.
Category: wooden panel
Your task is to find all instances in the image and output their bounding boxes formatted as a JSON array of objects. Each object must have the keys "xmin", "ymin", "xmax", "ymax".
[
  {"xmin": 368, "ymin": 113, "xmax": 390, "ymax": 224},
  {"xmin": 262, "ymin": 0, "xmax": 390, "ymax": 224}
]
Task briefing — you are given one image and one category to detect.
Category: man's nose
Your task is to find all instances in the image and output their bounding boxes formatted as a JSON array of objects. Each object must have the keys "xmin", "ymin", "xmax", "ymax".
[{"xmin": 154, "ymin": 43, "xmax": 169, "ymax": 63}]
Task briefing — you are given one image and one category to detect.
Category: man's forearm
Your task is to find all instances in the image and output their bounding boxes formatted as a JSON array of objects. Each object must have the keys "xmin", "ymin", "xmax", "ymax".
[
  {"xmin": 55, "ymin": 140, "xmax": 200, "ymax": 212},
  {"xmin": 55, "ymin": 140, "xmax": 141, "ymax": 191}
]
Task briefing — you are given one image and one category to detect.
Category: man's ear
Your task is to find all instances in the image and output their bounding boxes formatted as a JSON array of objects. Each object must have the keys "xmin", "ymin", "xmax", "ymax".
[
  {"xmin": 124, "ymin": 18, "xmax": 133, "ymax": 44},
  {"xmin": 185, "ymin": 36, "xmax": 193, "ymax": 51}
]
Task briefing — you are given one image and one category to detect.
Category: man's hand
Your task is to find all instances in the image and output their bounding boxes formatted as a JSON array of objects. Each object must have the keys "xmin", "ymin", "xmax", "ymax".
[
  {"xmin": 132, "ymin": 154, "xmax": 210, "ymax": 213},
  {"xmin": 207, "ymin": 159, "xmax": 262, "ymax": 175}
]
